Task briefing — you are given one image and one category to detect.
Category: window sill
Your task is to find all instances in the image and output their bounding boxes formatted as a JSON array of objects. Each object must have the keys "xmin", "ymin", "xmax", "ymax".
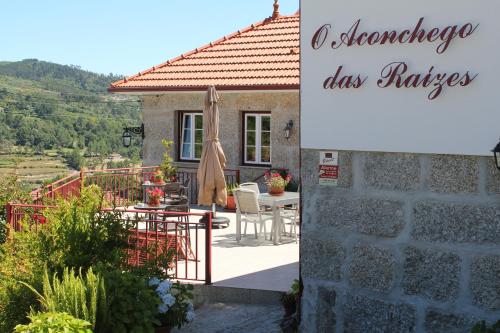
[{"xmin": 238, "ymin": 165, "xmax": 271, "ymax": 170}]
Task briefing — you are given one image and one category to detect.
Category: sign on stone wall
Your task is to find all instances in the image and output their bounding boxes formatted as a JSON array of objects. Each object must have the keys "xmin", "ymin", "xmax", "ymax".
[
  {"xmin": 301, "ymin": 0, "xmax": 500, "ymax": 156},
  {"xmin": 319, "ymin": 151, "xmax": 339, "ymax": 186}
]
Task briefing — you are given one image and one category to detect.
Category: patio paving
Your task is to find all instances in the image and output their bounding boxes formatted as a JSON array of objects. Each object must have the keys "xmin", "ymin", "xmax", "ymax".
[{"xmin": 188, "ymin": 207, "xmax": 299, "ymax": 292}]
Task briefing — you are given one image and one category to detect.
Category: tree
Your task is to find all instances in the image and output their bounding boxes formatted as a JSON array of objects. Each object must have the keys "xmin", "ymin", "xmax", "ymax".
[{"xmin": 64, "ymin": 149, "xmax": 84, "ymax": 170}]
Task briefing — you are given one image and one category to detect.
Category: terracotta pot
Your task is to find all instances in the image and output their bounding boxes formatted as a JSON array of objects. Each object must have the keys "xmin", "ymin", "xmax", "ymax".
[
  {"xmin": 155, "ymin": 326, "xmax": 172, "ymax": 333},
  {"xmin": 149, "ymin": 198, "xmax": 160, "ymax": 206},
  {"xmin": 226, "ymin": 195, "xmax": 236, "ymax": 210},
  {"xmin": 170, "ymin": 175, "xmax": 177, "ymax": 182},
  {"xmin": 268, "ymin": 187, "xmax": 285, "ymax": 196}
]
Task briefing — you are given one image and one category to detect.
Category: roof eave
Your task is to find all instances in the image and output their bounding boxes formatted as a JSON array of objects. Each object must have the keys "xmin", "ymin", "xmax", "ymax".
[{"xmin": 108, "ymin": 84, "xmax": 300, "ymax": 94}]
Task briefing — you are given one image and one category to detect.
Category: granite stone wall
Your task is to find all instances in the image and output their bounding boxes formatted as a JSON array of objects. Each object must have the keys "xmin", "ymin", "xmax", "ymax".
[
  {"xmin": 300, "ymin": 149, "xmax": 500, "ymax": 333},
  {"xmin": 141, "ymin": 92, "xmax": 299, "ymax": 182}
]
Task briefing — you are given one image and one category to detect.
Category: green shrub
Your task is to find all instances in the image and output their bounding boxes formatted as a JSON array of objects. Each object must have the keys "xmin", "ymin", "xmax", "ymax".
[
  {"xmin": 0, "ymin": 230, "xmax": 43, "ymax": 332},
  {"xmin": 0, "ymin": 175, "xmax": 30, "ymax": 244},
  {"xmin": 33, "ymin": 185, "xmax": 132, "ymax": 273},
  {"xmin": 21, "ymin": 267, "xmax": 107, "ymax": 331},
  {"xmin": 14, "ymin": 312, "xmax": 92, "ymax": 333},
  {"xmin": 471, "ymin": 320, "xmax": 500, "ymax": 333},
  {"xmin": 0, "ymin": 185, "xmax": 130, "ymax": 331},
  {"xmin": 100, "ymin": 269, "xmax": 160, "ymax": 333}
]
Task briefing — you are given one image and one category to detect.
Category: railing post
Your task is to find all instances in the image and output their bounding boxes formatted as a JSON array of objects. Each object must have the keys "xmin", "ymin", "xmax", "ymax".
[
  {"xmin": 236, "ymin": 169, "xmax": 240, "ymax": 184},
  {"xmin": 204, "ymin": 212, "xmax": 212, "ymax": 285},
  {"xmin": 5, "ymin": 202, "xmax": 12, "ymax": 239},
  {"xmin": 80, "ymin": 168, "xmax": 85, "ymax": 192}
]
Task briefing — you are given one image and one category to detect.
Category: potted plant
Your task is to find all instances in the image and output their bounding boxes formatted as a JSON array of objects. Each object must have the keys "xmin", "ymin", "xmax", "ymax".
[
  {"xmin": 225, "ymin": 183, "xmax": 239, "ymax": 211},
  {"xmin": 149, "ymin": 278, "xmax": 195, "ymax": 332},
  {"xmin": 280, "ymin": 279, "xmax": 300, "ymax": 332},
  {"xmin": 151, "ymin": 169, "xmax": 165, "ymax": 184},
  {"xmin": 264, "ymin": 172, "xmax": 292, "ymax": 196},
  {"xmin": 148, "ymin": 188, "xmax": 164, "ymax": 206},
  {"xmin": 160, "ymin": 140, "xmax": 177, "ymax": 183}
]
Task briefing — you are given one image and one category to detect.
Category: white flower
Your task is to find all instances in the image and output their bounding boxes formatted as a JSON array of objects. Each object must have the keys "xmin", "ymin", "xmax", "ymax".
[
  {"xmin": 149, "ymin": 277, "xmax": 160, "ymax": 286},
  {"xmin": 158, "ymin": 303, "xmax": 169, "ymax": 314},
  {"xmin": 187, "ymin": 302, "xmax": 194, "ymax": 312},
  {"xmin": 161, "ymin": 293, "xmax": 176, "ymax": 307},
  {"xmin": 185, "ymin": 310, "xmax": 195, "ymax": 322},
  {"xmin": 156, "ymin": 280, "xmax": 172, "ymax": 294},
  {"xmin": 185, "ymin": 302, "xmax": 195, "ymax": 322}
]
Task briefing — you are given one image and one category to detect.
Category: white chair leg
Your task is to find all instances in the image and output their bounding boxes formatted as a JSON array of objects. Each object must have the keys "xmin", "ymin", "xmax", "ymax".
[
  {"xmin": 254, "ymin": 221, "xmax": 258, "ymax": 238},
  {"xmin": 244, "ymin": 219, "xmax": 248, "ymax": 236}
]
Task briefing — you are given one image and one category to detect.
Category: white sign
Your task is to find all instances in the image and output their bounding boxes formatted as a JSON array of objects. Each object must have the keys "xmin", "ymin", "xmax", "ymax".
[
  {"xmin": 301, "ymin": 0, "xmax": 500, "ymax": 156},
  {"xmin": 319, "ymin": 151, "xmax": 339, "ymax": 186}
]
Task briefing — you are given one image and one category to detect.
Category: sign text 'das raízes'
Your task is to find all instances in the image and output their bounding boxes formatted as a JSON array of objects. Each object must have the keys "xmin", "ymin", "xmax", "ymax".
[{"xmin": 311, "ymin": 17, "xmax": 479, "ymax": 100}]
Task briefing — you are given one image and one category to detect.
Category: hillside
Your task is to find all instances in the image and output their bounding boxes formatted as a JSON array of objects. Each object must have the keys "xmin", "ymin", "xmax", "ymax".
[{"xmin": 0, "ymin": 59, "xmax": 142, "ymax": 166}]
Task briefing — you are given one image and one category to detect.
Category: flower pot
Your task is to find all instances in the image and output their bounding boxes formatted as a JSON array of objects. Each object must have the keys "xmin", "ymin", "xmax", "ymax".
[
  {"xmin": 155, "ymin": 326, "xmax": 172, "ymax": 333},
  {"xmin": 268, "ymin": 187, "xmax": 285, "ymax": 196},
  {"xmin": 149, "ymin": 198, "xmax": 160, "ymax": 206},
  {"xmin": 226, "ymin": 195, "xmax": 236, "ymax": 211}
]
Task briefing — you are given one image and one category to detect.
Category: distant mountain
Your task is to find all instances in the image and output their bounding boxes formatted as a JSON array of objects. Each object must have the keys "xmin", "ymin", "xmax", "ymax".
[
  {"xmin": 0, "ymin": 59, "xmax": 122, "ymax": 94},
  {"xmin": 0, "ymin": 59, "xmax": 142, "ymax": 163}
]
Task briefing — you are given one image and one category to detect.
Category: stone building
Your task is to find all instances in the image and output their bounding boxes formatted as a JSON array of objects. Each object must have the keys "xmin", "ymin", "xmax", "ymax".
[{"xmin": 109, "ymin": 5, "xmax": 300, "ymax": 182}]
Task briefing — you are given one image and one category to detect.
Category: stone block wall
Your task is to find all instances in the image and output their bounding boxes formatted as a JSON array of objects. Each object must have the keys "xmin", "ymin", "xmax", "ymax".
[
  {"xmin": 300, "ymin": 150, "xmax": 500, "ymax": 333},
  {"xmin": 141, "ymin": 91, "xmax": 300, "ymax": 182}
]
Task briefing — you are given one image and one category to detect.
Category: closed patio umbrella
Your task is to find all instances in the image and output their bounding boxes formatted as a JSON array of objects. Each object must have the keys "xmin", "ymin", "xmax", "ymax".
[{"xmin": 197, "ymin": 86, "xmax": 227, "ymax": 206}]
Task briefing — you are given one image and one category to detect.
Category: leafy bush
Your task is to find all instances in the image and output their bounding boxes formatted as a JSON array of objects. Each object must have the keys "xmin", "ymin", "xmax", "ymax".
[
  {"xmin": 149, "ymin": 278, "xmax": 195, "ymax": 329},
  {"xmin": 0, "ymin": 175, "xmax": 30, "ymax": 244},
  {"xmin": 32, "ymin": 185, "xmax": 132, "ymax": 273},
  {"xmin": 0, "ymin": 185, "xmax": 129, "ymax": 331},
  {"xmin": 13, "ymin": 312, "xmax": 92, "ymax": 333},
  {"xmin": 21, "ymin": 267, "xmax": 107, "ymax": 332},
  {"xmin": 471, "ymin": 320, "xmax": 500, "ymax": 333},
  {"xmin": 0, "ymin": 230, "xmax": 43, "ymax": 332},
  {"xmin": 160, "ymin": 140, "xmax": 177, "ymax": 178},
  {"xmin": 100, "ymin": 269, "xmax": 160, "ymax": 333}
]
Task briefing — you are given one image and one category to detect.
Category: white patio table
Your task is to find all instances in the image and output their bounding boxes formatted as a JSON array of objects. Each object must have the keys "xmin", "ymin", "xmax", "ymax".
[{"xmin": 236, "ymin": 191, "xmax": 300, "ymax": 245}]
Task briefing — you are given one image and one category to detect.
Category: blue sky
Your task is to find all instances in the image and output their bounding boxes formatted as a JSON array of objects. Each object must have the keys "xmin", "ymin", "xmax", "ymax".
[{"xmin": 0, "ymin": 0, "xmax": 299, "ymax": 75}]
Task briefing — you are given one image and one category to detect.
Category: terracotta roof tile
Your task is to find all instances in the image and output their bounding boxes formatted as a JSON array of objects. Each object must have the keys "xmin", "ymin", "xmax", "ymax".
[{"xmin": 109, "ymin": 14, "xmax": 299, "ymax": 92}]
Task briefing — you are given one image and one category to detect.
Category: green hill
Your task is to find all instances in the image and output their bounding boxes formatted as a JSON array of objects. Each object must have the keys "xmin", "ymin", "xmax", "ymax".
[{"xmin": 0, "ymin": 59, "xmax": 142, "ymax": 165}]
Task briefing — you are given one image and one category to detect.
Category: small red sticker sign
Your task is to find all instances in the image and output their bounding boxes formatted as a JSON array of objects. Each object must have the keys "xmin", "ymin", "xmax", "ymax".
[{"xmin": 319, "ymin": 151, "xmax": 339, "ymax": 186}]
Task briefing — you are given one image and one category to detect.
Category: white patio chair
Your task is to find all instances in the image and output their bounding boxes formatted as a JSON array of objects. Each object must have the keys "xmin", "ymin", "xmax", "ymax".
[
  {"xmin": 233, "ymin": 188, "xmax": 272, "ymax": 240},
  {"xmin": 281, "ymin": 203, "xmax": 299, "ymax": 243},
  {"xmin": 239, "ymin": 182, "xmax": 260, "ymax": 194}
]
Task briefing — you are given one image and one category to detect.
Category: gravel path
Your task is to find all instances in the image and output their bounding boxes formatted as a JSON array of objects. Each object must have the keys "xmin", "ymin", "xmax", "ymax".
[{"xmin": 172, "ymin": 303, "xmax": 283, "ymax": 333}]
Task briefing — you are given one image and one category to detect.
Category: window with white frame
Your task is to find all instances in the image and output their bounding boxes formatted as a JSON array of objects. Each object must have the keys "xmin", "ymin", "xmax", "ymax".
[
  {"xmin": 244, "ymin": 113, "xmax": 271, "ymax": 165},
  {"xmin": 180, "ymin": 112, "xmax": 203, "ymax": 161}
]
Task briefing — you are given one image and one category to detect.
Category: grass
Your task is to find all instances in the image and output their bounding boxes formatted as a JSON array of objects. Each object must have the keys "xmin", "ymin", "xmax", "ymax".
[{"xmin": 0, "ymin": 154, "xmax": 71, "ymax": 189}]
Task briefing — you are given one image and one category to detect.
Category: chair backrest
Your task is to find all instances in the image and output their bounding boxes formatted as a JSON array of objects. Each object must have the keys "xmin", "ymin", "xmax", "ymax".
[
  {"xmin": 233, "ymin": 188, "xmax": 260, "ymax": 214},
  {"xmin": 240, "ymin": 182, "xmax": 260, "ymax": 195}
]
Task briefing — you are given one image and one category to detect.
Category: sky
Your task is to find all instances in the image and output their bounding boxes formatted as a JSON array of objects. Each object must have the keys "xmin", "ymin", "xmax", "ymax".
[{"xmin": 0, "ymin": 0, "xmax": 299, "ymax": 76}]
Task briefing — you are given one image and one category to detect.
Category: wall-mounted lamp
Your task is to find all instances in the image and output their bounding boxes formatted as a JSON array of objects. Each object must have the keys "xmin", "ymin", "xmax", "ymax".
[
  {"xmin": 284, "ymin": 120, "xmax": 294, "ymax": 140},
  {"xmin": 493, "ymin": 139, "xmax": 500, "ymax": 171},
  {"xmin": 122, "ymin": 124, "xmax": 144, "ymax": 148}
]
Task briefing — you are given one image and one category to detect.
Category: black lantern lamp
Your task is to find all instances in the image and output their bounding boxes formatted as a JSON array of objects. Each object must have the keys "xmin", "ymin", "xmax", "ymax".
[
  {"xmin": 122, "ymin": 124, "xmax": 144, "ymax": 148},
  {"xmin": 493, "ymin": 139, "xmax": 500, "ymax": 171},
  {"xmin": 284, "ymin": 120, "xmax": 294, "ymax": 140}
]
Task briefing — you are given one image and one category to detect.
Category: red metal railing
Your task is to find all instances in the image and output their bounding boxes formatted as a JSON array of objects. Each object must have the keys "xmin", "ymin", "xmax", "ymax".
[
  {"xmin": 29, "ymin": 166, "xmax": 240, "ymax": 206},
  {"xmin": 113, "ymin": 208, "xmax": 212, "ymax": 284},
  {"xmin": 6, "ymin": 204, "xmax": 213, "ymax": 284},
  {"xmin": 6, "ymin": 203, "xmax": 55, "ymax": 233},
  {"xmin": 84, "ymin": 166, "xmax": 158, "ymax": 206},
  {"xmin": 31, "ymin": 173, "xmax": 82, "ymax": 205}
]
